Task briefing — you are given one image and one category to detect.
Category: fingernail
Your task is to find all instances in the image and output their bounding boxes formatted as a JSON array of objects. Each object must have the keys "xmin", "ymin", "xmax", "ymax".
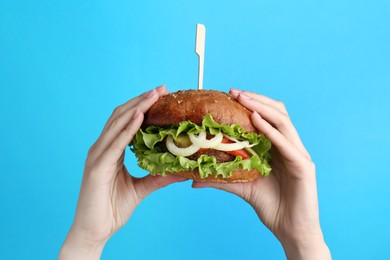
[
  {"xmin": 156, "ymin": 84, "xmax": 166, "ymax": 92},
  {"xmin": 239, "ymin": 93, "xmax": 251, "ymax": 100},
  {"xmin": 230, "ymin": 88, "xmax": 242, "ymax": 94}
]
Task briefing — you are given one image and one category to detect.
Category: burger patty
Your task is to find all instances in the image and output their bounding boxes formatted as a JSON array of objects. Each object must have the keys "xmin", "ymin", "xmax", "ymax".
[{"xmin": 187, "ymin": 149, "xmax": 235, "ymax": 162}]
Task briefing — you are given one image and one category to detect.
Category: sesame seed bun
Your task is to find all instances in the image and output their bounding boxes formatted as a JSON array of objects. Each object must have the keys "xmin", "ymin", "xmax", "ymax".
[{"xmin": 142, "ymin": 90, "xmax": 262, "ymax": 183}]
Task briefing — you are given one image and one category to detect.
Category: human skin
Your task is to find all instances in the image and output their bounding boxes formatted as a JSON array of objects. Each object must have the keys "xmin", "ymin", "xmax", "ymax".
[
  {"xmin": 59, "ymin": 85, "xmax": 186, "ymax": 260},
  {"xmin": 193, "ymin": 89, "xmax": 332, "ymax": 260},
  {"xmin": 59, "ymin": 87, "xmax": 331, "ymax": 260}
]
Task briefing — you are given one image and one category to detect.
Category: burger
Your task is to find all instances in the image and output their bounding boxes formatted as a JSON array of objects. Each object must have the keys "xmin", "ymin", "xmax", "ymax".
[{"xmin": 131, "ymin": 90, "xmax": 272, "ymax": 183}]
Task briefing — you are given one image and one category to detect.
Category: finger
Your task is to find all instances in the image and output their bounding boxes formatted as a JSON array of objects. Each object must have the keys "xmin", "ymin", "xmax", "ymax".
[
  {"xmin": 108, "ymin": 90, "xmax": 159, "ymax": 132},
  {"xmin": 156, "ymin": 84, "xmax": 169, "ymax": 95},
  {"xmin": 238, "ymin": 94, "xmax": 310, "ymax": 159},
  {"xmin": 238, "ymin": 93, "xmax": 290, "ymax": 130},
  {"xmin": 102, "ymin": 86, "xmax": 165, "ymax": 133},
  {"xmin": 94, "ymin": 91, "xmax": 160, "ymax": 157},
  {"xmin": 101, "ymin": 85, "xmax": 167, "ymax": 135},
  {"xmin": 251, "ymin": 111, "xmax": 307, "ymax": 163},
  {"xmin": 192, "ymin": 181, "xmax": 248, "ymax": 198},
  {"xmin": 117, "ymin": 85, "xmax": 167, "ymax": 116},
  {"xmin": 99, "ymin": 109, "xmax": 144, "ymax": 166},
  {"xmin": 230, "ymin": 88, "xmax": 287, "ymax": 114},
  {"xmin": 133, "ymin": 174, "xmax": 188, "ymax": 201}
]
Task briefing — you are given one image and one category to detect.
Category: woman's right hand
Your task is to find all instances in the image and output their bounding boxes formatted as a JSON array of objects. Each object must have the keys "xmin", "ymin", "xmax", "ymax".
[
  {"xmin": 193, "ymin": 89, "xmax": 331, "ymax": 259},
  {"xmin": 59, "ymin": 86, "xmax": 187, "ymax": 260}
]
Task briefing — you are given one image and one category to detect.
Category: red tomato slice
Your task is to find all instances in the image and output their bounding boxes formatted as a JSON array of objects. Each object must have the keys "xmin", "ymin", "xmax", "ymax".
[
  {"xmin": 221, "ymin": 137, "xmax": 251, "ymax": 159},
  {"xmin": 197, "ymin": 148, "xmax": 209, "ymax": 153},
  {"xmin": 226, "ymin": 149, "xmax": 251, "ymax": 160},
  {"xmin": 221, "ymin": 137, "xmax": 233, "ymax": 143}
]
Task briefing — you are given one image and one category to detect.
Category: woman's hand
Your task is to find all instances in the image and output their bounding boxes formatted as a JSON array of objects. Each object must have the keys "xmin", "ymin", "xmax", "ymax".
[
  {"xmin": 193, "ymin": 89, "xmax": 331, "ymax": 259},
  {"xmin": 59, "ymin": 86, "xmax": 186, "ymax": 260}
]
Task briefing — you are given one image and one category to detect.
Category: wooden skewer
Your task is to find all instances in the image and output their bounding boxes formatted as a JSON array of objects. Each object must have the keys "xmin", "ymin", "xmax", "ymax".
[{"xmin": 195, "ymin": 24, "xmax": 206, "ymax": 90}]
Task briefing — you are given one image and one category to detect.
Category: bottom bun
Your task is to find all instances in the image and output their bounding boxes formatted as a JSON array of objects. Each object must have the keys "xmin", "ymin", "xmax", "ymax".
[{"xmin": 166, "ymin": 169, "xmax": 261, "ymax": 183}]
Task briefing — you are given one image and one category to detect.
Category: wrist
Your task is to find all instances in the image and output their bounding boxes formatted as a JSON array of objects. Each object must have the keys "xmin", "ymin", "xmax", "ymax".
[
  {"xmin": 280, "ymin": 233, "xmax": 331, "ymax": 260},
  {"xmin": 59, "ymin": 228, "xmax": 108, "ymax": 260}
]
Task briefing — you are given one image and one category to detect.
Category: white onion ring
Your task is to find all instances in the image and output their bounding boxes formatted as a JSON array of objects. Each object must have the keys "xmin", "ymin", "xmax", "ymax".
[
  {"xmin": 189, "ymin": 131, "xmax": 223, "ymax": 148},
  {"xmin": 166, "ymin": 131, "xmax": 256, "ymax": 156},
  {"xmin": 166, "ymin": 136, "xmax": 199, "ymax": 156},
  {"xmin": 214, "ymin": 141, "xmax": 252, "ymax": 151}
]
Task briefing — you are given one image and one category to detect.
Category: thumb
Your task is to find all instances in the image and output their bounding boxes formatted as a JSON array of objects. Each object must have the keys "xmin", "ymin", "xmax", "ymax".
[
  {"xmin": 192, "ymin": 181, "xmax": 248, "ymax": 199},
  {"xmin": 133, "ymin": 174, "xmax": 188, "ymax": 201}
]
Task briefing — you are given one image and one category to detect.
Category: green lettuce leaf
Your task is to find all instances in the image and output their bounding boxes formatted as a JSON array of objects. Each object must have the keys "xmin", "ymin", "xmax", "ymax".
[{"xmin": 131, "ymin": 114, "xmax": 272, "ymax": 178}]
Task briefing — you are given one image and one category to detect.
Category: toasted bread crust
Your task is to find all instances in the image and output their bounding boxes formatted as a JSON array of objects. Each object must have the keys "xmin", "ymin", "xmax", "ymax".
[
  {"xmin": 167, "ymin": 169, "xmax": 261, "ymax": 183},
  {"xmin": 143, "ymin": 90, "xmax": 256, "ymax": 132},
  {"xmin": 143, "ymin": 90, "xmax": 262, "ymax": 183}
]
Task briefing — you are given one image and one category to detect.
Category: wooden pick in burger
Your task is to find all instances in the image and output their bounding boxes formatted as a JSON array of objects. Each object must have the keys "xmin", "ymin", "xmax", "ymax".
[
  {"xmin": 196, "ymin": 24, "xmax": 206, "ymax": 90},
  {"xmin": 131, "ymin": 24, "xmax": 272, "ymax": 183}
]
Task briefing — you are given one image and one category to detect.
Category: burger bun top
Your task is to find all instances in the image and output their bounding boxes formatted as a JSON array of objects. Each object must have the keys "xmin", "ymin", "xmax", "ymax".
[{"xmin": 143, "ymin": 90, "xmax": 256, "ymax": 132}]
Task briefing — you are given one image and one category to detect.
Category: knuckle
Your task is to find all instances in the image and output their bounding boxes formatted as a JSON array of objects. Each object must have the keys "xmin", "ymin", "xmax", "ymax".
[
  {"xmin": 85, "ymin": 144, "xmax": 100, "ymax": 167},
  {"xmin": 86, "ymin": 160, "xmax": 102, "ymax": 176},
  {"xmin": 111, "ymin": 137, "xmax": 124, "ymax": 154},
  {"xmin": 87, "ymin": 148, "xmax": 94, "ymax": 159},
  {"xmin": 110, "ymin": 117, "xmax": 120, "ymax": 130},
  {"xmin": 133, "ymin": 183, "xmax": 146, "ymax": 202},
  {"xmin": 84, "ymin": 155, "xmax": 96, "ymax": 172},
  {"xmin": 310, "ymin": 161, "xmax": 316, "ymax": 172},
  {"xmin": 112, "ymin": 106, "xmax": 123, "ymax": 116},
  {"xmin": 87, "ymin": 142, "xmax": 97, "ymax": 157},
  {"xmin": 304, "ymin": 150, "xmax": 312, "ymax": 160},
  {"xmin": 282, "ymin": 113, "xmax": 291, "ymax": 123},
  {"xmin": 294, "ymin": 159, "xmax": 316, "ymax": 177},
  {"xmin": 279, "ymin": 113, "xmax": 291, "ymax": 127},
  {"xmin": 274, "ymin": 114, "xmax": 289, "ymax": 129},
  {"xmin": 276, "ymin": 101, "xmax": 287, "ymax": 113},
  {"xmin": 125, "ymin": 124, "xmax": 133, "ymax": 134},
  {"xmin": 304, "ymin": 160, "xmax": 316, "ymax": 175}
]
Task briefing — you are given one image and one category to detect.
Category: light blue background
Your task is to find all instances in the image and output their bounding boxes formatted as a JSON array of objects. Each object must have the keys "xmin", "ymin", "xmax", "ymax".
[{"xmin": 1, "ymin": 0, "xmax": 389, "ymax": 259}]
